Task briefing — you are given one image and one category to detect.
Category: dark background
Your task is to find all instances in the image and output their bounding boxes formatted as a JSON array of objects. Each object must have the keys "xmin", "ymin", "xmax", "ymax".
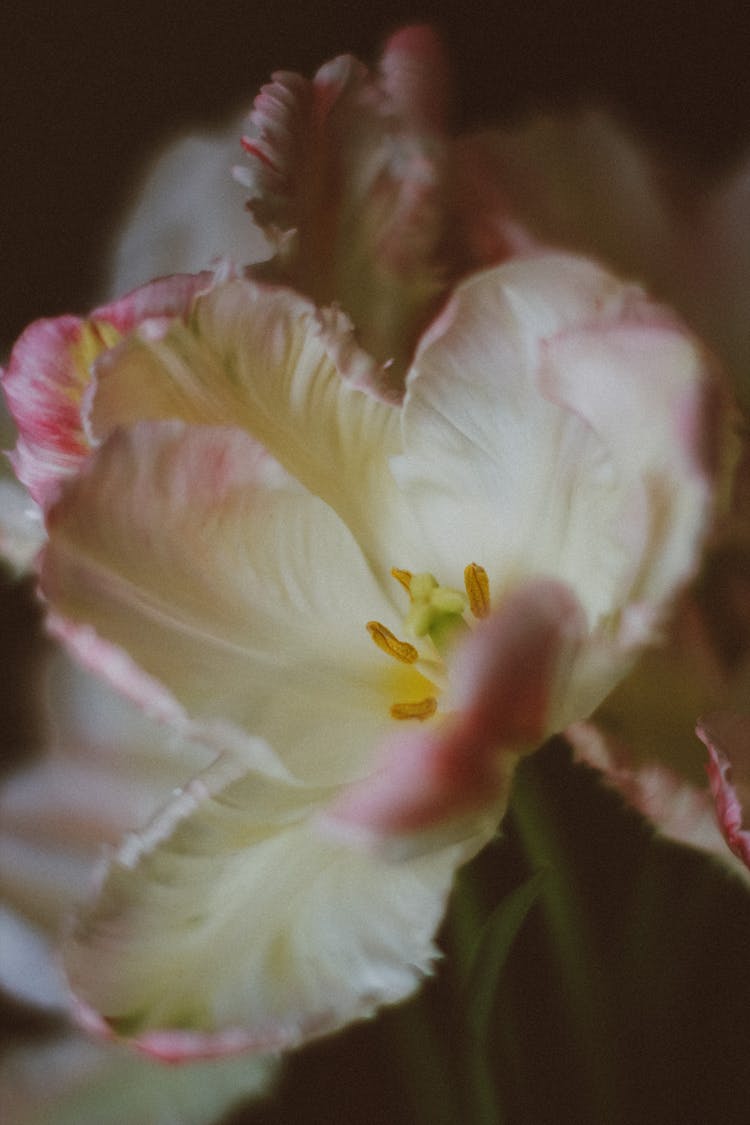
[
  {"xmin": 2, "ymin": 0, "xmax": 750, "ymax": 352},
  {"xmin": 2, "ymin": 2, "xmax": 750, "ymax": 1123}
]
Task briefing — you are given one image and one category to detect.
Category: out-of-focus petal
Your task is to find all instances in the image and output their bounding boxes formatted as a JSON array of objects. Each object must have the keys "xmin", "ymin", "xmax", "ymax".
[
  {"xmin": 683, "ymin": 156, "xmax": 750, "ymax": 411},
  {"xmin": 0, "ymin": 907, "xmax": 67, "ymax": 1011},
  {"xmin": 0, "ymin": 654, "xmax": 215, "ymax": 935},
  {"xmin": 568, "ymin": 720, "xmax": 750, "ymax": 884},
  {"xmin": 0, "ymin": 477, "xmax": 44, "ymax": 575},
  {"xmin": 62, "ymin": 745, "xmax": 467, "ymax": 1057},
  {"xmin": 457, "ymin": 113, "xmax": 678, "ymax": 294},
  {"xmin": 41, "ymin": 422, "xmax": 400, "ymax": 783},
  {"xmin": 107, "ymin": 122, "xmax": 271, "ymax": 298},
  {"xmin": 698, "ymin": 712, "xmax": 750, "ymax": 869},
  {"xmin": 239, "ymin": 28, "xmax": 455, "ymax": 389},
  {"xmin": 0, "ymin": 1034, "xmax": 276, "ymax": 1125}
]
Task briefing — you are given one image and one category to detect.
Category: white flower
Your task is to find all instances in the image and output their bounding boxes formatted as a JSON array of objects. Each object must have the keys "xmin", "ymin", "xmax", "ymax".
[{"xmin": 2, "ymin": 246, "xmax": 716, "ymax": 1056}]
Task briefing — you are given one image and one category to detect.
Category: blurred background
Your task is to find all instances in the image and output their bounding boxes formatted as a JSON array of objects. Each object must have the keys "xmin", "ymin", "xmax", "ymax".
[{"xmin": 2, "ymin": 2, "xmax": 750, "ymax": 1122}]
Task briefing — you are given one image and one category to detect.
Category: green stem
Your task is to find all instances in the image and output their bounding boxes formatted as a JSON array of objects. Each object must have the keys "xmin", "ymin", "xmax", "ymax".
[
  {"xmin": 449, "ymin": 862, "xmax": 505, "ymax": 1125},
  {"xmin": 390, "ymin": 989, "xmax": 459, "ymax": 1125},
  {"xmin": 511, "ymin": 760, "xmax": 626, "ymax": 1125}
]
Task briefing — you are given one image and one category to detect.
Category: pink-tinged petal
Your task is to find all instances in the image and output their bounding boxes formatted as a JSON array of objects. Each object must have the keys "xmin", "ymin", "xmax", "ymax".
[
  {"xmin": 91, "ymin": 269, "xmax": 214, "ymax": 336},
  {"xmin": 378, "ymin": 25, "xmax": 452, "ymax": 131},
  {"xmin": 0, "ymin": 1034, "xmax": 276, "ymax": 1125},
  {"xmin": 3, "ymin": 315, "xmax": 100, "ymax": 508},
  {"xmin": 1, "ymin": 272, "xmax": 210, "ymax": 508},
  {"xmin": 324, "ymin": 579, "xmax": 586, "ymax": 847},
  {"xmin": 395, "ymin": 253, "xmax": 679, "ymax": 625},
  {"xmin": 41, "ymin": 421, "xmax": 403, "ymax": 784},
  {"xmin": 88, "ymin": 277, "xmax": 409, "ymax": 569},
  {"xmin": 568, "ymin": 720, "xmax": 750, "ymax": 884},
  {"xmin": 539, "ymin": 316, "xmax": 717, "ymax": 608},
  {"xmin": 45, "ymin": 616, "xmax": 189, "ymax": 728},
  {"xmin": 698, "ymin": 713, "xmax": 750, "ymax": 870},
  {"xmin": 239, "ymin": 30, "xmax": 455, "ymax": 389},
  {"xmin": 61, "ymin": 743, "xmax": 470, "ymax": 1056}
]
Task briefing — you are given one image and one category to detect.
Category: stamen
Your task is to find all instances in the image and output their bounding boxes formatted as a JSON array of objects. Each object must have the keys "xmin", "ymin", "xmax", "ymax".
[
  {"xmin": 366, "ymin": 621, "xmax": 419, "ymax": 664},
  {"xmin": 390, "ymin": 697, "xmax": 438, "ymax": 721},
  {"xmin": 391, "ymin": 567, "xmax": 413, "ymax": 596},
  {"xmin": 464, "ymin": 562, "xmax": 491, "ymax": 619}
]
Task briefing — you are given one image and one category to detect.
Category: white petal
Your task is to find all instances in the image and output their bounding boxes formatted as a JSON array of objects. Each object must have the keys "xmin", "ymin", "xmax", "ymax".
[
  {"xmin": 42, "ymin": 422, "xmax": 401, "ymax": 783},
  {"xmin": 88, "ymin": 277, "xmax": 407, "ymax": 570},
  {"xmin": 393, "ymin": 255, "xmax": 641, "ymax": 601},
  {"xmin": 0, "ymin": 650, "xmax": 216, "ymax": 933},
  {"xmin": 0, "ymin": 478, "xmax": 44, "ymax": 576},
  {"xmin": 107, "ymin": 119, "xmax": 271, "ymax": 298},
  {"xmin": 0, "ymin": 1034, "xmax": 276, "ymax": 1125},
  {"xmin": 62, "ymin": 747, "xmax": 465, "ymax": 1055},
  {"xmin": 394, "ymin": 254, "xmax": 712, "ymax": 632},
  {"xmin": 0, "ymin": 907, "xmax": 67, "ymax": 1011}
]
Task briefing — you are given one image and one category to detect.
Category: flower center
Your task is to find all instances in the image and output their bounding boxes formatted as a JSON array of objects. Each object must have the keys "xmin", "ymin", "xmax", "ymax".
[{"xmin": 367, "ymin": 563, "xmax": 491, "ymax": 721}]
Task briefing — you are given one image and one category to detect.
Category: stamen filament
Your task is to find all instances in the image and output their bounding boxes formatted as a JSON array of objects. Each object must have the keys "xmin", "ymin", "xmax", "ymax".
[
  {"xmin": 390, "ymin": 697, "xmax": 438, "ymax": 721},
  {"xmin": 366, "ymin": 621, "xmax": 419, "ymax": 664},
  {"xmin": 464, "ymin": 562, "xmax": 491, "ymax": 619}
]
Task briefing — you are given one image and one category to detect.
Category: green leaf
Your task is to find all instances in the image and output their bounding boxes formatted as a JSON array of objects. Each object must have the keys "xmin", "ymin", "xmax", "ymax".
[{"xmin": 462, "ymin": 869, "xmax": 547, "ymax": 1042}]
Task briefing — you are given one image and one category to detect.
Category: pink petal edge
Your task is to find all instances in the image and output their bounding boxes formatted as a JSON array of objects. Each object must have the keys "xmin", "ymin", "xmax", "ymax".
[
  {"xmin": 698, "ymin": 715, "xmax": 750, "ymax": 869},
  {"xmin": 2, "ymin": 271, "xmax": 213, "ymax": 509}
]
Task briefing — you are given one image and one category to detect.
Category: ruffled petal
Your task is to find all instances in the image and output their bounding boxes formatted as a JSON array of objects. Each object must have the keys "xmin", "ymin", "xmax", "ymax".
[
  {"xmin": 88, "ymin": 277, "xmax": 407, "ymax": 568},
  {"xmin": 324, "ymin": 578, "xmax": 586, "ymax": 850},
  {"xmin": 42, "ymin": 421, "xmax": 401, "ymax": 783},
  {"xmin": 0, "ymin": 655, "xmax": 215, "ymax": 934},
  {"xmin": 698, "ymin": 713, "xmax": 750, "ymax": 870},
  {"xmin": 62, "ymin": 746, "xmax": 467, "ymax": 1056},
  {"xmin": 0, "ymin": 1035, "xmax": 276, "ymax": 1125},
  {"xmin": 568, "ymin": 720, "xmax": 750, "ymax": 884},
  {"xmin": 2, "ymin": 273, "xmax": 210, "ymax": 508},
  {"xmin": 239, "ymin": 28, "xmax": 455, "ymax": 389}
]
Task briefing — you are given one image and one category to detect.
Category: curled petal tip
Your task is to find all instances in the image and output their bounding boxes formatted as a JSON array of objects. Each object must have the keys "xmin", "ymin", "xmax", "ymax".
[{"xmin": 698, "ymin": 714, "xmax": 750, "ymax": 870}]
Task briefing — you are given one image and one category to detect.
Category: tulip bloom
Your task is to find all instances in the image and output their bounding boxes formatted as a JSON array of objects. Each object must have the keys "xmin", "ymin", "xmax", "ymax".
[{"xmin": 2, "ymin": 245, "xmax": 717, "ymax": 1057}]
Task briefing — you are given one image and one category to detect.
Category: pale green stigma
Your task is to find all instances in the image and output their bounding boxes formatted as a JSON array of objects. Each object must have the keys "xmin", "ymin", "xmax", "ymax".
[{"xmin": 404, "ymin": 572, "xmax": 468, "ymax": 653}]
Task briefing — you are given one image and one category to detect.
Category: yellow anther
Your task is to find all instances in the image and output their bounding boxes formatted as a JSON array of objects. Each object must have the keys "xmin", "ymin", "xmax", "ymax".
[
  {"xmin": 390, "ymin": 697, "xmax": 438, "ymax": 721},
  {"xmin": 366, "ymin": 621, "xmax": 419, "ymax": 664},
  {"xmin": 390, "ymin": 567, "xmax": 413, "ymax": 596},
  {"xmin": 464, "ymin": 563, "xmax": 491, "ymax": 619}
]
